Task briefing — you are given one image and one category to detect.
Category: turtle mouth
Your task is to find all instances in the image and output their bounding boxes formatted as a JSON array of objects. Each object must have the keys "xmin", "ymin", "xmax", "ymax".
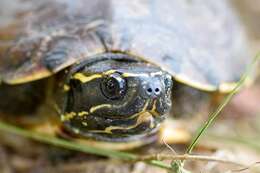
[
  {"xmin": 147, "ymin": 99, "xmax": 161, "ymax": 117},
  {"xmin": 146, "ymin": 98, "xmax": 170, "ymax": 118}
]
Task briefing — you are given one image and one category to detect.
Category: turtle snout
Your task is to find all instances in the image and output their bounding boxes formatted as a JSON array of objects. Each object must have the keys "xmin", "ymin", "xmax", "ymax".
[
  {"xmin": 141, "ymin": 76, "xmax": 171, "ymax": 100},
  {"xmin": 140, "ymin": 75, "xmax": 173, "ymax": 116},
  {"xmin": 142, "ymin": 77, "xmax": 166, "ymax": 98}
]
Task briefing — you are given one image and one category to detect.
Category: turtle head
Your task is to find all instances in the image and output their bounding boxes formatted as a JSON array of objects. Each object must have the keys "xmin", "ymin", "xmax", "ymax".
[{"xmin": 59, "ymin": 54, "xmax": 172, "ymax": 142}]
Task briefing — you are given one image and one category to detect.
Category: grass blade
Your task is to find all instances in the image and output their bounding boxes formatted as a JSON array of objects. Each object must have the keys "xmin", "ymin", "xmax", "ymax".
[{"xmin": 186, "ymin": 53, "xmax": 260, "ymax": 154}]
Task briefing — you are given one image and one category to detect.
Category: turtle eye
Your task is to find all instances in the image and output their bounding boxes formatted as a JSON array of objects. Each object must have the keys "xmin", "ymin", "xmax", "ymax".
[{"xmin": 101, "ymin": 73, "xmax": 126, "ymax": 100}]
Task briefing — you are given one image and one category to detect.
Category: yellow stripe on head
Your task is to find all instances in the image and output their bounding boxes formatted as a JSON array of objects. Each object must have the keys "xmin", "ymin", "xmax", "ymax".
[
  {"xmin": 61, "ymin": 112, "xmax": 77, "ymax": 121},
  {"xmin": 90, "ymin": 104, "xmax": 112, "ymax": 113},
  {"xmin": 72, "ymin": 70, "xmax": 117, "ymax": 84},
  {"xmin": 72, "ymin": 70, "xmax": 161, "ymax": 84},
  {"xmin": 73, "ymin": 73, "xmax": 102, "ymax": 83},
  {"xmin": 122, "ymin": 73, "xmax": 149, "ymax": 77},
  {"xmin": 78, "ymin": 111, "xmax": 89, "ymax": 117},
  {"xmin": 103, "ymin": 70, "xmax": 117, "ymax": 75},
  {"xmin": 89, "ymin": 112, "xmax": 154, "ymax": 134},
  {"xmin": 63, "ymin": 84, "xmax": 70, "ymax": 91}
]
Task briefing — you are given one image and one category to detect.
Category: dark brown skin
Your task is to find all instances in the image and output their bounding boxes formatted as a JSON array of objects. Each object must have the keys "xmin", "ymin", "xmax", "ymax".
[{"xmin": 0, "ymin": 81, "xmax": 46, "ymax": 115}]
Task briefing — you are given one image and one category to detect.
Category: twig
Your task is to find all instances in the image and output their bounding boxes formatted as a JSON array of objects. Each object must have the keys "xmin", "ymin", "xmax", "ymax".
[
  {"xmin": 162, "ymin": 137, "xmax": 177, "ymax": 155},
  {"xmin": 231, "ymin": 161, "xmax": 260, "ymax": 172},
  {"xmin": 137, "ymin": 154, "xmax": 244, "ymax": 167}
]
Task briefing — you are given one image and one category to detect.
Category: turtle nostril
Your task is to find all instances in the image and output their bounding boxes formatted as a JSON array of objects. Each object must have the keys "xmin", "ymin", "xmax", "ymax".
[
  {"xmin": 146, "ymin": 87, "xmax": 161, "ymax": 97},
  {"xmin": 147, "ymin": 88, "xmax": 153, "ymax": 93}
]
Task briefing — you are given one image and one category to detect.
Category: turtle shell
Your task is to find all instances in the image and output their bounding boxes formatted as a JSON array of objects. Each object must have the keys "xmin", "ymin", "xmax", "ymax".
[{"xmin": 0, "ymin": 0, "xmax": 251, "ymax": 92}]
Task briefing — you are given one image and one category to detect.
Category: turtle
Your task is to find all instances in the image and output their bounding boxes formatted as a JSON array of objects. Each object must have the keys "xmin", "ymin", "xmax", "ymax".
[{"xmin": 0, "ymin": 0, "xmax": 251, "ymax": 150}]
